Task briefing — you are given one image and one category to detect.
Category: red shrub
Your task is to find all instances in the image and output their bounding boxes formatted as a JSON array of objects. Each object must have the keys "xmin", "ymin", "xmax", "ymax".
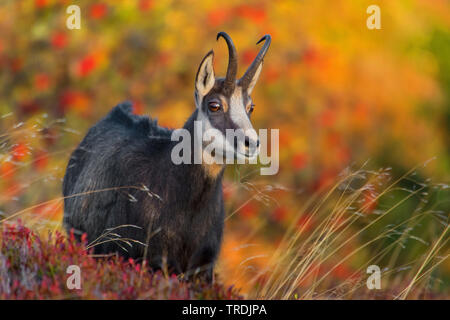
[{"xmin": 0, "ymin": 222, "xmax": 242, "ymax": 300}]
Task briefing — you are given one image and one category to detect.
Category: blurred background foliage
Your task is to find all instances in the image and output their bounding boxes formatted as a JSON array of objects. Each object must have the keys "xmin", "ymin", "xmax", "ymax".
[{"xmin": 0, "ymin": 0, "xmax": 448, "ymax": 298}]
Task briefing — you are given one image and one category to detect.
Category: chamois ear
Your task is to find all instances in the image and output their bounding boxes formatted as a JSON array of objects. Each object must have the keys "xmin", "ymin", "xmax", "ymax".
[
  {"xmin": 195, "ymin": 50, "xmax": 215, "ymax": 99},
  {"xmin": 239, "ymin": 34, "xmax": 271, "ymax": 95},
  {"xmin": 245, "ymin": 62, "xmax": 262, "ymax": 95}
]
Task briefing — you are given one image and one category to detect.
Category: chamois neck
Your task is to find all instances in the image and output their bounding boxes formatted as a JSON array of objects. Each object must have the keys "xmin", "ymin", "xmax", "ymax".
[{"xmin": 182, "ymin": 109, "xmax": 225, "ymax": 179}]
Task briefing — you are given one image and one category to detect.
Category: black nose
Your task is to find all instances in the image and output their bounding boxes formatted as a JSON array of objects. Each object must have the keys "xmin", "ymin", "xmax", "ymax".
[
  {"xmin": 244, "ymin": 137, "xmax": 260, "ymax": 148},
  {"xmin": 244, "ymin": 137, "xmax": 250, "ymax": 148}
]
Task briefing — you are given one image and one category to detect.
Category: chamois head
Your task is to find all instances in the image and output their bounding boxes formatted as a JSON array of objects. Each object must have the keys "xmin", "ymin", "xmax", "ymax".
[{"xmin": 194, "ymin": 32, "xmax": 271, "ymax": 163}]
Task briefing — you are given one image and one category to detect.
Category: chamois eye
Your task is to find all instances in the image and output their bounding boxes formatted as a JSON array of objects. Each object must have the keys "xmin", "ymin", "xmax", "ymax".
[
  {"xmin": 249, "ymin": 104, "xmax": 255, "ymax": 114},
  {"xmin": 208, "ymin": 101, "xmax": 221, "ymax": 112}
]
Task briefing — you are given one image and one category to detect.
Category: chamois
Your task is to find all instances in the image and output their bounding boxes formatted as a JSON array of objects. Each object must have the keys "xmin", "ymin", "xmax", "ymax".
[{"xmin": 62, "ymin": 32, "xmax": 271, "ymax": 282}]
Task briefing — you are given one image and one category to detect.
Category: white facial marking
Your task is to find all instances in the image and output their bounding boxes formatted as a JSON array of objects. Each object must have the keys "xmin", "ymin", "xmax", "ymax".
[
  {"xmin": 196, "ymin": 108, "xmax": 233, "ymax": 162},
  {"xmin": 195, "ymin": 85, "xmax": 259, "ymax": 164},
  {"xmin": 229, "ymin": 87, "xmax": 259, "ymax": 157}
]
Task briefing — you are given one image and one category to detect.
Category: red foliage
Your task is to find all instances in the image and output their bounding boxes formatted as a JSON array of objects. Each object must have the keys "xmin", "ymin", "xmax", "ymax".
[
  {"xmin": 77, "ymin": 54, "xmax": 97, "ymax": 77},
  {"xmin": 318, "ymin": 109, "xmax": 337, "ymax": 128},
  {"xmin": 336, "ymin": 145, "xmax": 351, "ymax": 164},
  {"xmin": 34, "ymin": 0, "xmax": 48, "ymax": 9},
  {"xmin": 51, "ymin": 32, "xmax": 67, "ymax": 49},
  {"xmin": 302, "ymin": 46, "xmax": 321, "ymax": 66},
  {"xmin": 314, "ymin": 170, "xmax": 337, "ymax": 191},
  {"xmin": 10, "ymin": 58, "xmax": 23, "ymax": 73},
  {"xmin": 11, "ymin": 143, "xmax": 30, "ymax": 162},
  {"xmin": 272, "ymin": 206, "xmax": 288, "ymax": 222},
  {"xmin": 296, "ymin": 214, "xmax": 314, "ymax": 232},
  {"xmin": 234, "ymin": 5, "xmax": 266, "ymax": 24},
  {"xmin": 241, "ymin": 49, "xmax": 258, "ymax": 65},
  {"xmin": 207, "ymin": 9, "xmax": 232, "ymax": 27},
  {"xmin": 33, "ymin": 202, "xmax": 60, "ymax": 218},
  {"xmin": 34, "ymin": 73, "xmax": 50, "ymax": 91},
  {"xmin": 19, "ymin": 100, "xmax": 40, "ymax": 115},
  {"xmin": 363, "ymin": 186, "xmax": 378, "ymax": 213},
  {"xmin": 90, "ymin": 4, "xmax": 108, "ymax": 19},
  {"xmin": 59, "ymin": 90, "xmax": 90, "ymax": 114},
  {"xmin": 139, "ymin": 0, "xmax": 153, "ymax": 12},
  {"xmin": 332, "ymin": 263, "xmax": 357, "ymax": 280},
  {"xmin": 263, "ymin": 66, "xmax": 280, "ymax": 83},
  {"xmin": 0, "ymin": 222, "xmax": 242, "ymax": 300},
  {"xmin": 131, "ymin": 100, "xmax": 145, "ymax": 115},
  {"xmin": 157, "ymin": 52, "xmax": 172, "ymax": 66},
  {"xmin": 3, "ymin": 182, "xmax": 22, "ymax": 199},
  {"xmin": 239, "ymin": 201, "xmax": 257, "ymax": 219},
  {"xmin": 0, "ymin": 161, "xmax": 15, "ymax": 180},
  {"xmin": 292, "ymin": 153, "xmax": 308, "ymax": 171},
  {"xmin": 33, "ymin": 150, "xmax": 49, "ymax": 171}
]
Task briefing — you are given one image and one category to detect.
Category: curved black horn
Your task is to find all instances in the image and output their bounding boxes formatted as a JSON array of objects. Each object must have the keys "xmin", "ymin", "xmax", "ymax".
[
  {"xmin": 216, "ymin": 32, "xmax": 238, "ymax": 92},
  {"xmin": 239, "ymin": 34, "xmax": 271, "ymax": 91}
]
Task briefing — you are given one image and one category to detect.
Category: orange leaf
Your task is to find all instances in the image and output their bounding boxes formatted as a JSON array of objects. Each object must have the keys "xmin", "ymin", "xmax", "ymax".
[
  {"xmin": 51, "ymin": 32, "xmax": 67, "ymax": 49},
  {"xmin": 12, "ymin": 143, "xmax": 30, "ymax": 162},
  {"xmin": 207, "ymin": 9, "xmax": 231, "ymax": 27},
  {"xmin": 240, "ymin": 202, "xmax": 257, "ymax": 219},
  {"xmin": 90, "ymin": 3, "xmax": 108, "ymax": 19}
]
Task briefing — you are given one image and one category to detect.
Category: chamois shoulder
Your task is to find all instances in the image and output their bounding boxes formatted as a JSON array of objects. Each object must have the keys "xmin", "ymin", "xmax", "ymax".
[{"xmin": 103, "ymin": 101, "xmax": 173, "ymax": 139}]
